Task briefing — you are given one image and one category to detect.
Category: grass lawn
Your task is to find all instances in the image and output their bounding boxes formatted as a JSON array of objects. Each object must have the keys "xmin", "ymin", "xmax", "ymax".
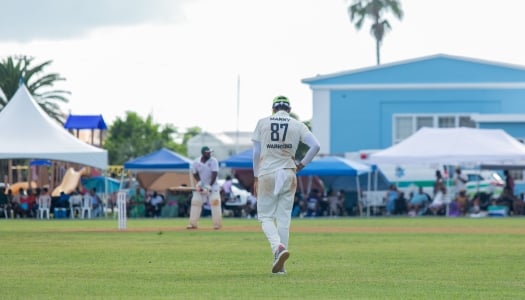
[{"xmin": 0, "ymin": 217, "xmax": 524, "ymax": 299}]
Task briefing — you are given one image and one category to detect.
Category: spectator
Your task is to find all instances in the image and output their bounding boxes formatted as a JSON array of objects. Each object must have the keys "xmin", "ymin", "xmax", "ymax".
[
  {"xmin": 453, "ymin": 167, "xmax": 468, "ymax": 197},
  {"xmin": 19, "ymin": 189, "xmax": 33, "ymax": 218},
  {"xmin": 12, "ymin": 187, "xmax": 24, "ymax": 218},
  {"xmin": 57, "ymin": 191, "xmax": 70, "ymax": 209},
  {"xmin": 337, "ymin": 190, "xmax": 345, "ymax": 216},
  {"xmin": 291, "ymin": 191, "xmax": 303, "ymax": 218},
  {"xmin": 128, "ymin": 187, "xmax": 145, "ymax": 218},
  {"xmin": 408, "ymin": 186, "xmax": 430, "ymax": 216},
  {"xmin": 305, "ymin": 189, "xmax": 321, "ymax": 217},
  {"xmin": 88, "ymin": 188, "xmax": 103, "ymax": 218},
  {"xmin": 394, "ymin": 191, "xmax": 408, "ymax": 215},
  {"xmin": 326, "ymin": 189, "xmax": 339, "ymax": 217},
  {"xmin": 244, "ymin": 191, "xmax": 257, "ymax": 219},
  {"xmin": 0, "ymin": 187, "xmax": 8, "ymax": 218},
  {"xmin": 146, "ymin": 191, "xmax": 164, "ymax": 218},
  {"xmin": 429, "ymin": 184, "xmax": 447, "ymax": 215},
  {"xmin": 496, "ymin": 186, "xmax": 522, "ymax": 216},
  {"xmin": 433, "ymin": 170, "xmax": 445, "ymax": 196},
  {"xmin": 504, "ymin": 169, "xmax": 515, "ymax": 195},
  {"xmin": 176, "ymin": 186, "xmax": 192, "ymax": 217},
  {"xmin": 221, "ymin": 175, "xmax": 233, "ymax": 202},
  {"xmin": 455, "ymin": 190, "xmax": 469, "ymax": 215},
  {"xmin": 385, "ymin": 184, "xmax": 399, "ymax": 215}
]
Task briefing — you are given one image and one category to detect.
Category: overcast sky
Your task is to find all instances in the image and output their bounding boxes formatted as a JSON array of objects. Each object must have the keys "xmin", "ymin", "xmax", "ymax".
[{"xmin": 2, "ymin": 0, "xmax": 525, "ymax": 133}]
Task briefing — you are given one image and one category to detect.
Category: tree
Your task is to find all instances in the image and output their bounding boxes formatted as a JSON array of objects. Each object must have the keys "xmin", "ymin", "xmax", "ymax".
[
  {"xmin": 181, "ymin": 126, "xmax": 202, "ymax": 145},
  {"xmin": 0, "ymin": 55, "xmax": 70, "ymax": 123},
  {"xmin": 103, "ymin": 112, "xmax": 187, "ymax": 165},
  {"xmin": 347, "ymin": 0, "xmax": 403, "ymax": 65}
]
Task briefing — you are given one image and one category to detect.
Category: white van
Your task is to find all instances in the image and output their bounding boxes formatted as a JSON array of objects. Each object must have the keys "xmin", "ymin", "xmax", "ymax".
[{"xmin": 346, "ymin": 150, "xmax": 504, "ymax": 198}]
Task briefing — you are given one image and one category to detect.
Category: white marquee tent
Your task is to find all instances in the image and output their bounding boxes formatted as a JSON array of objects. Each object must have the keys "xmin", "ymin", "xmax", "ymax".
[
  {"xmin": 0, "ymin": 85, "xmax": 108, "ymax": 169},
  {"xmin": 369, "ymin": 127, "xmax": 525, "ymax": 165}
]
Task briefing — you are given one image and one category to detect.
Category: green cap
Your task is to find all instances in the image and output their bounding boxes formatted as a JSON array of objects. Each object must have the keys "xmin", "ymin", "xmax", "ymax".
[
  {"xmin": 201, "ymin": 146, "xmax": 213, "ymax": 153},
  {"xmin": 272, "ymin": 95, "xmax": 291, "ymax": 108}
]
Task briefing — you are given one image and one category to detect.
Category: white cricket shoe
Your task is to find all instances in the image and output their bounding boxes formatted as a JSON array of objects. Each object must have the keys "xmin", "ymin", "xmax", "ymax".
[{"xmin": 271, "ymin": 244, "xmax": 289, "ymax": 274}]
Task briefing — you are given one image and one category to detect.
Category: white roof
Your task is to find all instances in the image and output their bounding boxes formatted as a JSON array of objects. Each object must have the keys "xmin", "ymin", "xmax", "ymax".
[
  {"xmin": 0, "ymin": 85, "xmax": 108, "ymax": 169},
  {"xmin": 369, "ymin": 127, "xmax": 525, "ymax": 165}
]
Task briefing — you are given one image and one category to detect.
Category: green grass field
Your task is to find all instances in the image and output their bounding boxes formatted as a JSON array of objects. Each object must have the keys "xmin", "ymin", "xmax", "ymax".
[{"xmin": 1, "ymin": 217, "xmax": 524, "ymax": 299}]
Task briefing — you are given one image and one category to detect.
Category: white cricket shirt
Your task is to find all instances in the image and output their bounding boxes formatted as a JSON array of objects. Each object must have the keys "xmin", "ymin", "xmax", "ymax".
[{"xmin": 252, "ymin": 110, "xmax": 311, "ymax": 177}]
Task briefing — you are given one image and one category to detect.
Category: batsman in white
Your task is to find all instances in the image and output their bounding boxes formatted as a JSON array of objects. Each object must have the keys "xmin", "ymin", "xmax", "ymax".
[
  {"xmin": 252, "ymin": 95, "xmax": 320, "ymax": 274},
  {"xmin": 186, "ymin": 146, "xmax": 222, "ymax": 230}
]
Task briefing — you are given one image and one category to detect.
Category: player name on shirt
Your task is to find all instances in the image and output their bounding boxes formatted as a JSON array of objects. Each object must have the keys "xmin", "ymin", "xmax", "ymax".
[
  {"xmin": 270, "ymin": 117, "xmax": 290, "ymax": 122},
  {"xmin": 266, "ymin": 143, "xmax": 293, "ymax": 149}
]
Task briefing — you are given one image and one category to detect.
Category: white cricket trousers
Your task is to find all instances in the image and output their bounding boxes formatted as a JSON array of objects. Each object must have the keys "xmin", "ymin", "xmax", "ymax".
[
  {"xmin": 188, "ymin": 190, "xmax": 222, "ymax": 228},
  {"xmin": 257, "ymin": 169, "xmax": 297, "ymax": 254}
]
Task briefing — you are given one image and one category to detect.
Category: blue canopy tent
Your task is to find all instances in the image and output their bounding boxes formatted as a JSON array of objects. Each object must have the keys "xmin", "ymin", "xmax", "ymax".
[
  {"xmin": 298, "ymin": 156, "xmax": 389, "ymax": 190},
  {"xmin": 124, "ymin": 148, "xmax": 192, "ymax": 171},
  {"xmin": 64, "ymin": 115, "xmax": 108, "ymax": 130},
  {"xmin": 64, "ymin": 114, "xmax": 108, "ymax": 147},
  {"xmin": 123, "ymin": 148, "xmax": 194, "ymax": 192},
  {"xmin": 221, "ymin": 149, "xmax": 388, "ymax": 192},
  {"xmin": 219, "ymin": 148, "xmax": 253, "ymax": 169},
  {"xmin": 298, "ymin": 156, "xmax": 390, "ymax": 216},
  {"xmin": 29, "ymin": 159, "xmax": 52, "ymax": 166}
]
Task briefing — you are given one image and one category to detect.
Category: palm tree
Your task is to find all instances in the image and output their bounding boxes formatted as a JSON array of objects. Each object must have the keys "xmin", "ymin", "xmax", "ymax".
[
  {"xmin": 348, "ymin": 0, "xmax": 403, "ymax": 65},
  {"xmin": 0, "ymin": 55, "xmax": 70, "ymax": 124}
]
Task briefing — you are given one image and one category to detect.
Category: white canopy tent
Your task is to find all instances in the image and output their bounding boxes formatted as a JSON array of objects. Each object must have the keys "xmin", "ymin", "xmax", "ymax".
[
  {"xmin": 0, "ymin": 85, "xmax": 108, "ymax": 169},
  {"xmin": 369, "ymin": 127, "xmax": 525, "ymax": 166},
  {"xmin": 369, "ymin": 127, "xmax": 525, "ymax": 215}
]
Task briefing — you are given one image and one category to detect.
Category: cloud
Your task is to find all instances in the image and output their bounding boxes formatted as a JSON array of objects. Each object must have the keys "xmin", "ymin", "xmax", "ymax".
[{"xmin": 0, "ymin": 0, "xmax": 190, "ymax": 41}]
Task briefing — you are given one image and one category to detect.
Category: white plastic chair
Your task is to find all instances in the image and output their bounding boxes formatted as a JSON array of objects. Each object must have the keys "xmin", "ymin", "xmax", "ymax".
[
  {"xmin": 81, "ymin": 194, "xmax": 92, "ymax": 219},
  {"xmin": 69, "ymin": 194, "xmax": 83, "ymax": 219},
  {"xmin": 37, "ymin": 195, "xmax": 51, "ymax": 219}
]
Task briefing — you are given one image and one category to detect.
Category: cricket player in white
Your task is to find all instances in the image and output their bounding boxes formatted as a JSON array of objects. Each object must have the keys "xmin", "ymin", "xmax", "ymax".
[
  {"xmin": 252, "ymin": 95, "xmax": 320, "ymax": 274},
  {"xmin": 187, "ymin": 146, "xmax": 222, "ymax": 230}
]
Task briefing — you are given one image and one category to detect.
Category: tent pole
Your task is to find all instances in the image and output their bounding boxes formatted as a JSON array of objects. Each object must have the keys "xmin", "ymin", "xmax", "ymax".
[
  {"xmin": 356, "ymin": 175, "xmax": 361, "ymax": 217},
  {"xmin": 104, "ymin": 169, "xmax": 109, "ymax": 218},
  {"xmin": 367, "ymin": 172, "xmax": 371, "ymax": 217}
]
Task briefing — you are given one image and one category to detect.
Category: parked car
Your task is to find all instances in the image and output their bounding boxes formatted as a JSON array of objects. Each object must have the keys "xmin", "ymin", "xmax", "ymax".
[
  {"xmin": 216, "ymin": 178, "xmax": 251, "ymax": 206},
  {"xmin": 464, "ymin": 170, "xmax": 504, "ymax": 199}
]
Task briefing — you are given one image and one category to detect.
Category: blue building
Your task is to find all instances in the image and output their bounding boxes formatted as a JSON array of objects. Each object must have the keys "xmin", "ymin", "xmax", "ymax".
[{"xmin": 302, "ymin": 54, "xmax": 525, "ymax": 155}]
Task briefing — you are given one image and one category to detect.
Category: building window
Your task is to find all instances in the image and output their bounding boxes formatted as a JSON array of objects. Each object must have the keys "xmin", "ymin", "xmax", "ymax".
[
  {"xmin": 459, "ymin": 116, "xmax": 476, "ymax": 128},
  {"xmin": 395, "ymin": 116, "xmax": 413, "ymax": 142},
  {"xmin": 393, "ymin": 114, "xmax": 475, "ymax": 144},
  {"xmin": 416, "ymin": 116, "xmax": 433, "ymax": 130},
  {"xmin": 438, "ymin": 116, "xmax": 455, "ymax": 128}
]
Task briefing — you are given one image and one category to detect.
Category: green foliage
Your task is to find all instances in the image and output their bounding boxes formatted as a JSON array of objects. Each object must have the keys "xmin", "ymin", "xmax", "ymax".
[
  {"xmin": 0, "ymin": 55, "xmax": 70, "ymax": 123},
  {"xmin": 104, "ymin": 111, "xmax": 189, "ymax": 164},
  {"xmin": 348, "ymin": 0, "xmax": 404, "ymax": 65},
  {"xmin": 182, "ymin": 126, "xmax": 202, "ymax": 144},
  {"xmin": 0, "ymin": 218, "xmax": 524, "ymax": 299}
]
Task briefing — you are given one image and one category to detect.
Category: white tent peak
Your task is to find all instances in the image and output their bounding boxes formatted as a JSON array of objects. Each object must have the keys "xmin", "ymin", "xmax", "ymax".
[{"xmin": 0, "ymin": 85, "xmax": 108, "ymax": 169}]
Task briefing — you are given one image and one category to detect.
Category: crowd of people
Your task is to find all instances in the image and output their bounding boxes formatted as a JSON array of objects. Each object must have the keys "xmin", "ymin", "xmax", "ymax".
[
  {"xmin": 0, "ymin": 186, "xmax": 103, "ymax": 219},
  {"xmin": 383, "ymin": 168, "xmax": 524, "ymax": 217},
  {"xmin": 290, "ymin": 188, "xmax": 358, "ymax": 218},
  {"xmin": 2, "ymin": 167, "xmax": 523, "ymax": 220}
]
